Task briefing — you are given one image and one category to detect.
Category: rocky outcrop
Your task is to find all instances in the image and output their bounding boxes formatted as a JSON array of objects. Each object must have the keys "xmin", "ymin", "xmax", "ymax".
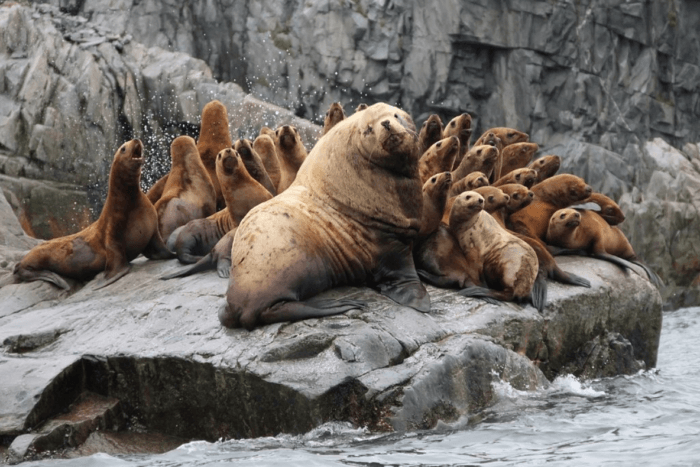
[
  {"xmin": 0, "ymin": 185, "xmax": 662, "ymax": 461},
  {"xmin": 0, "ymin": 3, "xmax": 321, "ymax": 239}
]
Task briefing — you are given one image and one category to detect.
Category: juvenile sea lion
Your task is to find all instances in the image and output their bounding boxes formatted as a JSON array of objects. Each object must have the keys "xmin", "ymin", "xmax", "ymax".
[
  {"xmin": 275, "ymin": 125, "xmax": 308, "ymax": 193},
  {"xmin": 259, "ymin": 126, "xmax": 277, "ymax": 140},
  {"xmin": 507, "ymin": 174, "xmax": 593, "ymax": 288},
  {"xmin": 442, "ymin": 113, "xmax": 472, "ymax": 167},
  {"xmin": 493, "ymin": 142, "xmax": 539, "ymax": 181},
  {"xmin": 492, "ymin": 184, "xmax": 534, "ymax": 227},
  {"xmin": 220, "ymin": 103, "xmax": 428, "ymax": 329},
  {"xmin": 418, "ymin": 136, "xmax": 459, "ymax": 184},
  {"xmin": 355, "ymin": 103, "xmax": 369, "ymax": 112},
  {"xmin": 13, "ymin": 140, "xmax": 174, "ymax": 289},
  {"xmin": 154, "ymin": 136, "xmax": 217, "ymax": 241},
  {"xmin": 323, "ymin": 102, "xmax": 346, "ymax": 135},
  {"xmin": 419, "ymin": 171, "xmax": 452, "ymax": 238},
  {"xmin": 234, "ymin": 138, "xmax": 277, "ymax": 195},
  {"xmin": 546, "ymin": 208, "xmax": 661, "ymax": 287},
  {"xmin": 166, "ymin": 147, "xmax": 272, "ymax": 265},
  {"xmin": 443, "ymin": 185, "xmax": 509, "ymax": 226},
  {"xmin": 449, "ymin": 191, "xmax": 543, "ymax": 310},
  {"xmin": 493, "ymin": 168, "xmax": 537, "ymax": 188},
  {"xmin": 450, "ymin": 145, "xmax": 499, "ymax": 195},
  {"xmin": 528, "ymin": 155, "xmax": 561, "ymax": 183},
  {"xmin": 253, "ymin": 134, "xmax": 281, "ymax": 192},
  {"xmin": 418, "ymin": 114, "xmax": 444, "ymax": 154},
  {"xmin": 197, "ymin": 100, "xmax": 234, "ymax": 209},
  {"xmin": 475, "ymin": 127, "xmax": 528, "ymax": 148},
  {"xmin": 414, "ymin": 224, "xmax": 480, "ymax": 290},
  {"xmin": 448, "ymin": 171, "xmax": 489, "ymax": 198},
  {"xmin": 575, "ymin": 192, "xmax": 625, "ymax": 225}
]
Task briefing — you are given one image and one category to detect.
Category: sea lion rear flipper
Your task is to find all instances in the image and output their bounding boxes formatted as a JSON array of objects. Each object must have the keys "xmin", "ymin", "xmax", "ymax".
[
  {"xmin": 630, "ymin": 260, "xmax": 664, "ymax": 288},
  {"xmin": 93, "ymin": 265, "xmax": 131, "ymax": 290},
  {"xmin": 591, "ymin": 252, "xmax": 635, "ymax": 273},
  {"xmin": 416, "ymin": 269, "xmax": 460, "ymax": 289},
  {"xmin": 95, "ymin": 243, "xmax": 131, "ymax": 289},
  {"xmin": 549, "ymin": 266, "xmax": 591, "ymax": 288},
  {"xmin": 259, "ymin": 298, "xmax": 366, "ymax": 325},
  {"xmin": 457, "ymin": 286, "xmax": 503, "ymax": 306},
  {"xmin": 160, "ymin": 253, "xmax": 216, "ymax": 280},
  {"xmin": 217, "ymin": 258, "xmax": 231, "ymax": 278}
]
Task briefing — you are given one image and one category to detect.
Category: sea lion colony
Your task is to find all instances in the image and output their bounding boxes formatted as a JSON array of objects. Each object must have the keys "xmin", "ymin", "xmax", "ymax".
[{"xmin": 10, "ymin": 101, "xmax": 661, "ymax": 329}]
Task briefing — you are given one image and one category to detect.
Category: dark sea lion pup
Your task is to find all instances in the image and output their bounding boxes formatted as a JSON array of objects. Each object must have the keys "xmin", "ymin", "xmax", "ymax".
[
  {"xmin": 220, "ymin": 103, "xmax": 429, "ymax": 329},
  {"xmin": 13, "ymin": 140, "xmax": 174, "ymax": 289}
]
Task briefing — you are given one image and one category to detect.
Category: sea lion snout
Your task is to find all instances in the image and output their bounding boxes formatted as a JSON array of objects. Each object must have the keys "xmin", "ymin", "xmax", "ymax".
[{"xmin": 381, "ymin": 120, "xmax": 391, "ymax": 131}]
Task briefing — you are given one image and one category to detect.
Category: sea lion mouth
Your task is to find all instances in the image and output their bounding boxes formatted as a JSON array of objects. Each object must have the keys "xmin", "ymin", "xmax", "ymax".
[
  {"xmin": 222, "ymin": 155, "xmax": 236, "ymax": 175},
  {"xmin": 131, "ymin": 140, "xmax": 144, "ymax": 162},
  {"xmin": 566, "ymin": 220, "xmax": 580, "ymax": 227},
  {"xmin": 279, "ymin": 132, "xmax": 294, "ymax": 148}
]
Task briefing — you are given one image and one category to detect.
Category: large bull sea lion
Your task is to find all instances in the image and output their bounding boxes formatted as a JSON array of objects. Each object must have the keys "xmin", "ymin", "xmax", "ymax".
[{"xmin": 219, "ymin": 103, "xmax": 429, "ymax": 329}]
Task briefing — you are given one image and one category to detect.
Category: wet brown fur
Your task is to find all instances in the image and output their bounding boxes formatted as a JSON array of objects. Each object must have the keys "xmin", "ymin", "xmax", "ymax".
[
  {"xmin": 493, "ymin": 168, "xmax": 538, "ymax": 189},
  {"xmin": 528, "ymin": 155, "xmax": 561, "ymax": 183},
  {"xmin": 418, "ymin": 136, "xmax": 459, "ymax": 184},
  {"xmin": 275, "ymin": 125, "xmax": 308, "ymax": 193},
  {"xmin": 196, "ymin": 100, "xmax": 234, "ymax": 209},
  {"xmin": 450, "ymin": 144, "xmax": 499, "ymax": 191},
  {"xmin": 493, "ymin": 142, "xmax": 539, "ymax": 181},
  {"xmin": 323, "ymin": 102, "xmax": 346, "ymax": 135},
  {"xmin": 419, "ymin": 171, "xmax": 452, "ymax": 238},
  {"xmin": 418, "ymin": 114, "xmax": 444, "ymax": 154},
  {"xmin": 442, "ymin": 113, "xmax": 472, "ymax": 168}
]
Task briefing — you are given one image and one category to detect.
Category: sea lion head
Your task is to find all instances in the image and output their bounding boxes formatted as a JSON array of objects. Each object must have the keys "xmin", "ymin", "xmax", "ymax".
[
  {"xmin": 509, "ymin": 168, "xmax": 538, "ymax": 188},
  {"xmin": 482, "ymin": 127, "xmax": 529, "ymax": 146},
  {"xmin": 420, "ymin": 114, "xmax": 443, "ymax": 138},
  {"xmin": 479, "ymin": 131, "xmax": 502, "ymax": 150},
  {"xmin": 420, "ymin": 171, "xmax": 453, "ymax": 237},
  {"xmin": 425, "ymin": 136, "xmax": 460, "ymax": 170},
  {"xmin": 535, "ymin": 174, "xmax": 593, "ymax": 208},
  {"xmin": 474, "ymin": 186, "xmax": 509, "ymax": 213},
  {"xmin": 170, "ymin": 135, "xmax": 199, "ymax": 165},
  {"xmin": 259, "ymin": 126, "xmax": 277, "ymax": 141},
  {"xmin": 423, "ymin": 171, "xmax": 453, "ymax": 200},
  {"xmin": 600, "ymin": 204, "xmax": 625, "ymax": 225},
  {"xmin": 552, "ymin": 208, "xmax": 581, "ymax": 229},
  {"xmin": 470, "ymin": 144, "xmax": 499, "ymax": 173},
  {"xmin": 530, "ymin": 155, "xmax": 561, "ymax": 182},
  {"xmin": 276, "ymin": 125, "xmax": 302, "ymax": 151},
  {"xmin": 464, "ymin": 171, "xmax": 489, "ymax": 190},
  {"xmin": 324, "ymin": 102, "xmax": 346, "ymax": 133},
  {"xmin": 216, "ymin": 147, "xmax": 243, "ymax": 178},
  {"xmin": 111, "ymin": 139, "xmax": 145, "ymax": 188},
  {"xmin": 355, "ymin": 103, "xmax": 368, "ymax": 113},
  {"xmin": 499, "ymin": 183, "xmax": 534, "ymax": 212},
  {"xmin": 445, "ymin": 113, "xmax": 472, "ymax": 142},
  {"xmin": 504, "ymin": 142, "xmax": 539, "ymax": 163},
  {"xmin": 199, "ymin": 100, "xmax": 230, "ymax": 140},
  {"xmin": 449, "ymin": 190, "xmax": 485, "ymax": 227}
]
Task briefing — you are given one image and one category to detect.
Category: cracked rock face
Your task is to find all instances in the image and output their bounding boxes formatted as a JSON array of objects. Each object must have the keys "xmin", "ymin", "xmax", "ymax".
[{"xmin": 0, "ymin": 189, "xmax": 662, "ymax": 459}]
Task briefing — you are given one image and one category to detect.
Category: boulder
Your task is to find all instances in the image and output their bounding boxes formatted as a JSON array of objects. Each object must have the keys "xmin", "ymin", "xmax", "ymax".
[{"xmin": 0, "ymin": 189, "xmax": 662, "ymax": 460}]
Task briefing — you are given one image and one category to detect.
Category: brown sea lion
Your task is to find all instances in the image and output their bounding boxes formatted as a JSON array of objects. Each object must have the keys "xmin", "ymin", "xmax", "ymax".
[
  {"xmin": 323, "ymin": 102, "xmax": 346, "ymax": 135},
  {"xmin": 493, "ymin": 168, "xmax": 538, "ymax": 189},
  {"xmin": 475, "ymin": 127, "xmax": 528, "ymax": 148},
  {"xmin": 528, "ymin": 155, "xmax": 561, "ymax": 183},
  {"xmin": 418, "ymin": 114, "xmax": 444, "ymax": 154},
  {"xmin": 443, "ymin": 186, "xmax": 509, "ymax": 226},
  {"xmin": 219, "ymin": 103, "xmax": 428, "ymax": 329},
  {"xmin": 234, "ymin": 138, "xmax": 277, "ymax": 196},
  {"xmin": 419, "ymin": 171, "xmax": 452, "ymax": 238},
  {"xmin": 259, "ymin": 126, "xmax": 277, "ymax": 141},
  {"xmin": 492, "ymin": 184, "xmax": 534, "ymax": 227},
  {"xmin": 575, "ymin": 192, "xmax": 625, "ymax": 225},
  {"xmin": 355, "ymin": 103, "xmax": 369, "ymax": 113},
  {"xmin": 166, "ymin": 147, "xmax": 273, "ymax": 266},
  {"xmin": 506, "ymin": 174, "xmax": 593, "ymax": 288},
  {"xmin": 154, "ymin": 136, "xmax": 217, "ymax": 241},
  {"xmin": 13, "ymin": 140, "xmax": 174, "ymax": 290},
  {"xmin": 449, "ymin": 171, "xmax": 489, "ymax": 198},
  {"xmin": 414, "ymin": 224, "xmax": 480, "ymax": 290},
  {"xmin": 275, "ymin": 125, "xmax": 308, "ymax": 193},
  {"xmin": 196, "ymin": 100, "xmax": 234, "ymax": 209},
  {"xmin": 418, "ymin": 136, "xmax": 459, "ymax": 184},
  {"xmin": 493, "ymin": 142, "xmax": 539, "ymax": 181},
  {"xmin": 253, "ymin": 134, "xmax": 282, "ymax": 193},
  {"xmin": 449, "ymin": 191, "xmax": 543, "ymax": 310},
  {"xmin": 442, "ymin": 113, "xmax": 472, "ymax": 167},
  {"xmin": 546, "ymin": 208, "xmax": 661, "ymax": 287},
  {"xmin": 450, "ymin": 145, "xmax": 500, "ymax": 195},
  {"xmin": 146, "ymin": 175, "xmax": 168, "ymax": 205}
]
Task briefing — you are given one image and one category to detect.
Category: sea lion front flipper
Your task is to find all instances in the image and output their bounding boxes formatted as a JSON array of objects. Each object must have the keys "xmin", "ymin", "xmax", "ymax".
[
  {"xmin": 374, "ymin": 242, "xmax": 431, "ymax": 312},
  {"xmin": 258, "ymin": 299, "xmax": 366, "ymax": 325},
  {"xmin": 531, "ymin": 271, "xmax": 547, "ymax": 312},
  {"xmin": 95, "ymin": 243, "xmax": 131, "ymax": 289},
  {"xmin": 457, "ymin": 286, "xmax": 503, "ymax": 306},
  {"xmin": 25, "ymin": 270, "xmax": 71, "ymax": 290}
]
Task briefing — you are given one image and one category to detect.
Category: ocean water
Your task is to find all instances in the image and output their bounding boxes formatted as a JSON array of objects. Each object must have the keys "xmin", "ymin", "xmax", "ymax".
[{"xmin": 24, "ymin": 307, "xmax": 700, "ymax": 466}]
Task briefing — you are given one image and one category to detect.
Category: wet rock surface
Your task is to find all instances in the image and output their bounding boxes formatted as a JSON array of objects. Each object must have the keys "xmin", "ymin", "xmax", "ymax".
[{"xmin": 0, "ymin": 192, "xmax": 662, "ymax": 461}]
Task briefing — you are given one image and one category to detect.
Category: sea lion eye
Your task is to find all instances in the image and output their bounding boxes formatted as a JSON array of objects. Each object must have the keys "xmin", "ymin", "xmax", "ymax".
[
  {"xmin": 513, "ymin": 194, "xmax": 519, "ymax": 199},
  {"xmin": 466, "ymin": 195, "xmax": 471, "ymax": 200},
  {"xmin": 431, "ymin": 177, "xmax": 437, "ymax": 183},
  {"xmin": 394, "ymin": 114, "xmax": 399, "ymax": 119},
  {"xmin": 120, "ymin": 146, "xmax": 126, "ymax": 153},
  {"xmin": 436, "ymin": 142, "xmax": 442, "ymax": 148},
  {"xmin": 508, "ymin": 132, "xmax": 515, "ymax": 138},
  {"xmin": 477, "ymin": 149, "xmax": 482, "ymax": 155},
  {"xmin": 488, "ymin": 196, "xmax": 494, "ymax": 202},
  {"xmin": 560, "ymin": 213, "xmax": 566, "ymax": 219},
  {"xmin": 451, "ymin": 121, "xmax": 456, "ymax": 127}
]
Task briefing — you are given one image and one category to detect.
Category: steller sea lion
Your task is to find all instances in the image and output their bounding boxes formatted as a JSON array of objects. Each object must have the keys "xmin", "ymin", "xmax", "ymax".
[
  {"xmin": 234, "ymin": 138, "xmax": 277, "ymax": 196},
  {"xmin": 161, "ymin": 227, "xmax": 237, "ymax": 280},
  {"xmin": 546, "ymin": 208, "xmax": 662, "ymax": 287},
  {"xmin": 419, "ymin": 171, "xmax": 452, "ymax": 238},
  {"xmin": 154, "ymin": 136, "xmax": 217, "ymax": 241},
  {"xmin": 219, "ymin": 103, "xmax": 429, "ymax": 329},
  {"xmin": 450, "ymin": 145, "xmax": 500, "ymax": 195},
  {"xmin": 323, "ymin": 102, "xmax": 346, "ymax": 135},
  {"xmin": 355, "ymin": 103, "xmax": 369, "ymax": 113},
  {"xmin": 493, "ymin": 142, "xmax": 539, "ymax": 181},
  {"xmin": 418, "ymin": 114, "xmax": 444, "ymax": 154},
  {"xmin": 197, "ymin": 100, "xmax": 234, "ymax": 209},
  {"xmin": 528, "ymin": 154, "xmax": 561, "ymax": 183},
  {"xmin": 448, "ymin": 171, "xmax": 489, "ymax": 199},
  {"xmin": 449, "ymin": 191, "xmax": 543, "ymax": 310},
  {"xmin": 165, "ymin": 147, "xmax": 273, "ymax": 266},
  {"xmin": 442, "ymin": 113, "xmax": 472, "ymax": 168},
  {"xmin": 493, "ymin": 167, "xmax": 538, "ymax": 189},
  {"xmin": 418, "ymin": 136, "xmax": 459, "ymax": 184},
  {"xmin": 254, "ymin": 134, "xmax": 282, "ymax": 192},
  {"xmin": 146, "ymin": 175, "xmax": 168, "ymax": 205},
  {"xmin": 259, "ymin": 126, "xmax": 277, "ymax": 140},
  {"xmin": 492, "ymin": 184, "xmax": 534, "ymax": 227},
  {"xmin": 574, "ymin": 192, "xmax": 625, "ymax": 225},
  {"xmin": 275, "ymin": 124, "xmax": 308, "ymax": 193},
  {"xmin": 475, "ymin": 127, "xmax": 528, "ymax": 148},
  {"xmin": 414, "ymin": 224, "xmax": 480, "ymax": 290},
  {"xmin": 443, "ymin": 186, "xmax": 509, "ymax": 226},
  {"xmin": 13, "ymin": 140, "xmax": 174, "ymax": 290}
]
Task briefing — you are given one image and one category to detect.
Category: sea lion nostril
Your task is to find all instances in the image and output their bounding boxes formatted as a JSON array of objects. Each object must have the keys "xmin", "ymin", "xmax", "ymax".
[{"xmin": 382, "ymin": 120, "xmax": 391, "ymax": 130}]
